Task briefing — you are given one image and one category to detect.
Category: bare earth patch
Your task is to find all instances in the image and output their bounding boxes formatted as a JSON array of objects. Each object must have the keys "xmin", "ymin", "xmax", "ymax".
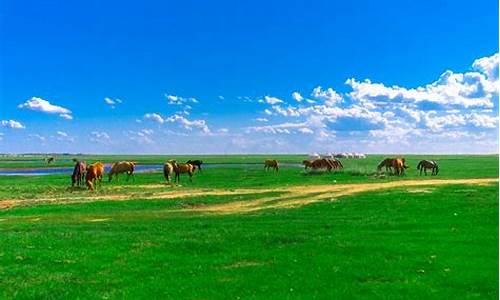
[
  {"xmin": 87, "ymin": 218, "xmax": 111, "ymax": 222},
  {"xmin": 407, "ymin": 188, "xmax": 434, "ymax": 193}
]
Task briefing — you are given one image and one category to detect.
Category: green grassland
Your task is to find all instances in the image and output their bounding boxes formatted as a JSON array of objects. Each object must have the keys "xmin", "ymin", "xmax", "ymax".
[{"xmin": 0, "ymin": 154, "xmax": 498, "ymax": 299}]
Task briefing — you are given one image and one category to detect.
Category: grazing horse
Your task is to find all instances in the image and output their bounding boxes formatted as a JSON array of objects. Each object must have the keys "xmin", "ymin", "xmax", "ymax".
[
  {"xmin": 377, "ymin": 158, "xmax": 395, "ymax": 173},
  {"xmin": 417, "ymin": 160, "xmax": 439, "ymax": 175},
  {"xmin": 47, "ymin": 157, "xmax": 55, "ymax": 164},
  {"xmin": 186, "ymin": 160, "xmax": 203, "ymax": 172},
  {"xmin": 163, "ymin": 160, "xmax": 176, "ymax": 183},
  {"xmin": 173, "ymin": 162, "xmax": 195, "ymax": 183},
  {"xmin": 392, "ymin": 158, "xmax": 409, "ymax": 176},
  {"xmin": 304, "ymin": 159, "xmax": 333, "ymax": 172},
  {"xmin": 264, "ymin": 159, "xmax": 279, "ymax": 172},
  {"xmin": 303, "ymin": 160, "xmax": 313, "ymax": 170},
  {"xmin": 87, "ymin": 162, "xmax": 104, "ymax": 186},
  {"xmin": 326, "ymin": 158, "xmax": 343, "ymax": 170},
  {"xmin": 108, "ymin": 161, "xmax": 135, "ymax": 182},
  {"xmin": 71, "ymin": 161, "xmax": 86, "ymax": 187},
  {"xmin": 85, "ymin": 163, "xmax": 104, "ymax": 191}
]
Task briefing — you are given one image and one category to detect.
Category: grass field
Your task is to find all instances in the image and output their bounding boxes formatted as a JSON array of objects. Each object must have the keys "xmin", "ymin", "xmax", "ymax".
[{"xmin": 0, "ymin": 155, "xmax": 498, "ymax": 299}]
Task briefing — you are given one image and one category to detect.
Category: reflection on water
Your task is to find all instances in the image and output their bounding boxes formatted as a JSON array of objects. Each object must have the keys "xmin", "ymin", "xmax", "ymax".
[{"xmin": 0, "ymin": 163, "xmax": 302, "ymax": 176}]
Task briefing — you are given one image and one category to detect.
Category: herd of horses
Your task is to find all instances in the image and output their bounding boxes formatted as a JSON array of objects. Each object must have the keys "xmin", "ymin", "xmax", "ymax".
[
  {"xmin": 70, "ymin": 157, "xmax": 439, "ymax": 191},
  {"xmin": 71, "ymin": 159, "xmax": 204, "ymax": 191}
]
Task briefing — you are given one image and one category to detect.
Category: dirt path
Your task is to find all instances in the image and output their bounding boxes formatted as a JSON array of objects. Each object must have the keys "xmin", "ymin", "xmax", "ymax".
[
  {"xmin": 1, "ymin": 178, "xmax": 497, "ymax": 214},
  {"xmin": 190, "ymin": 178, "xmax": 498, "ymax": 214}
]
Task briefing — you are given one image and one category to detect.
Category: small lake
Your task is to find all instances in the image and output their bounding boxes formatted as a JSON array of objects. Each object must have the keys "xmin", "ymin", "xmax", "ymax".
[{"xmin": 0, "ymin": 163, "xmax": 303, "ymax": 176}]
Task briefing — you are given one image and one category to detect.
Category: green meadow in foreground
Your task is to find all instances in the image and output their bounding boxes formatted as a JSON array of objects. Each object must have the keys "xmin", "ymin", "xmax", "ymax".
[{"xmin": 0, "ymin": 155, "xmax": 498, "ymax": 299}]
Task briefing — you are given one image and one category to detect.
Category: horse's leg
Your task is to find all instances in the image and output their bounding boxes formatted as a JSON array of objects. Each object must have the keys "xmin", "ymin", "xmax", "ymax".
[{"xmin": 424, "ymin": 168, "xmax": 427, "ymax": 175}]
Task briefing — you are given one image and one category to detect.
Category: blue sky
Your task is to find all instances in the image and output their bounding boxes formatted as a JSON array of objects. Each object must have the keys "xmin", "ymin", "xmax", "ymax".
[{"xmin": 0, "ymin": 0, "xmax": 498, "ymax": 154}]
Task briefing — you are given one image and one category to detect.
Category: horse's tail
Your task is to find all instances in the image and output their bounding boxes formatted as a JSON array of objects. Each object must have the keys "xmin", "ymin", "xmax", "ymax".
[
  {"xmin": 417, "ymin": 161, "xmax": 422, "ymax": 170},
  {"xmin": 163, "ymin": 164, "xmax": 170, "ymax": 180}
]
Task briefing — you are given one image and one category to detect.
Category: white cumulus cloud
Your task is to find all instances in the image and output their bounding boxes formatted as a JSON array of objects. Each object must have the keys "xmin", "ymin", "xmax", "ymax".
[
  {"xmin": 18, "ymin": 97, "xmax": 73, "ymax": 120},
  {"xmin": 292, "ymin": 92, "xmax": 304, "ymax": 102},
  {"xmin": 144, "ymin": 113, "xmax": 165, "ymax": 124}
]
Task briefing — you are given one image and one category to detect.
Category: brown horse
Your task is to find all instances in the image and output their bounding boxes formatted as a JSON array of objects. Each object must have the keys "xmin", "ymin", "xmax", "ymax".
[
  {"xmin": 172, "ymin": 161, "xmax": 195, "ymax": 183},
  {"xmin": 417, "ymin": 160, "xmax": 439, "ymax": 175},
  {"xmin": 264, "ymin": 159, "xmax": 279, "ymax": 172},
  {"xmin": 327, "ymin": 158, "xmax": 343, "ymax": 170},
  {"xmin": 108, "ymin": 161, "xmax": 135, "ymax": 182},
  {"xmin": 304, "ymin": 159, "xmax": 333, "ymax": 172},
  {"xmin": 71, "ymin": 161, "xmax": 86, "ymax": 187},
  {"xmin": 392, "ymin": 158, "xmax": 409, "ymax": 176},
  {"xmin": 163, "ymin": 160, "xmax": 176, "ymax": 183},
  {"xmin": 377, "ymin": 158, "xmax": 394, "ymax": 173},
  {"xmin": 86, "ymin": 162, "xmax": 104, "ymax": 189},
  {"xmin": 85, "ymin": 163, "xmax": 104, "ymax": 191},
  {"xmin": 303, "ymin": 160, "xmax": 313, "ymax": 170}
]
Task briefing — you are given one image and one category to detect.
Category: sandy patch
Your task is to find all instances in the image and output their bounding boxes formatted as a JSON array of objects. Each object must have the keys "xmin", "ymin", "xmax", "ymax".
[
  {"xmin": 407, "ymin": 188, "xmax": 434, "ymax": 193},
  {"xmin": 87, "ymin": 218, "xmax": 111, "ymax": 222}
]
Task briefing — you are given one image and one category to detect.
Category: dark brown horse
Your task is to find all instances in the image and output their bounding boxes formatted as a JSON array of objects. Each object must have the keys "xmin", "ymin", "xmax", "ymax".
[
  {"xmin": 417, "ymin": 160, "xmax": 439, "ymax": 175},
  {"xmin": 71, "ymin": 161, "xmax": 86, "ymax": 187},
  {"xmin": 377, "ymin": 158, "xmax": 394, "ymax": 173},
  {"xmin": 264, "ymin": 159, "xmax": 279, "ymax": 172}
]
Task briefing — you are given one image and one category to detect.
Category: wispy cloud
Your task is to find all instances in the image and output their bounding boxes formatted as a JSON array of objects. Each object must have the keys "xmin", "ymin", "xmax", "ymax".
[
  {"xmin": 90, "ymin": 131, "xmax": 110, "ymax": 141},
  {"xmin": 104, "ymin": 97, "xmax": 122, "ymax": 109},
  {"xmin": 165, "ymin": 114, "xmax": 211, "ymax": 134},
  {"xmin": 1, "ymin": 119, "xmax": 25, "ymax": 129},
  {"xmin": 262, "ymin": 96, "xmax": 284, "ymax": 105},
  {"xmin": 166, "ymin": 94, "xmax": 199, "ymax": 105},
  {"xmin": 56, "ymin": 131, "xmax": 74, "ymax": 142}
]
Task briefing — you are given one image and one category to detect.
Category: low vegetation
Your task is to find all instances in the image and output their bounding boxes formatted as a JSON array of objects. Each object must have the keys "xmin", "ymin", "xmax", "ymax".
[{"xmin": 0, "ymin": 155, "xmax": 498, "ymax": 299}]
